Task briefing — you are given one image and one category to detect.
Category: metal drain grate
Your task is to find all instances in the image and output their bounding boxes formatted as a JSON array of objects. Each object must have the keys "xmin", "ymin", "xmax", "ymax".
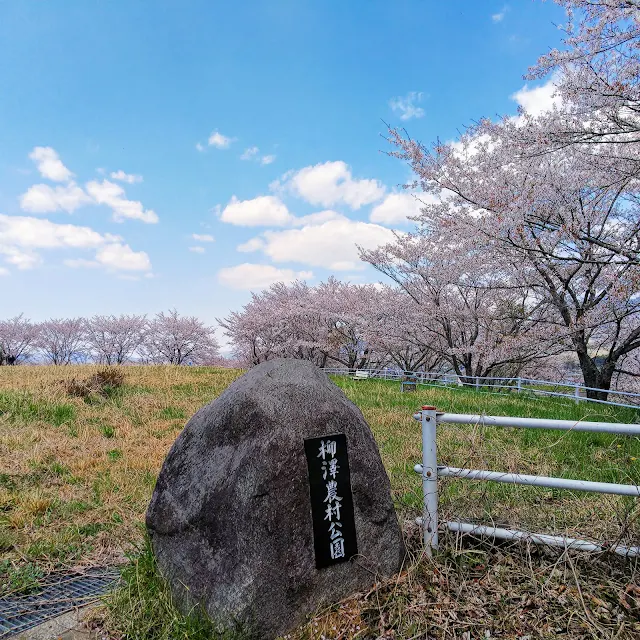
[{"xmin": 0, "ymin": 566, "xmax": 120, "ymax": 638}]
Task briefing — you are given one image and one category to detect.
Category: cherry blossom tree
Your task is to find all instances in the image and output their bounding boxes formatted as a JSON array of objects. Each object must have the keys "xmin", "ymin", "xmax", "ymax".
[
  {"xmin": 85, "ymin": 314, "xmax": 148, "ymax": 364},
  {"xmin": 219, "ymin": 278, "xmax": 389, "ymax": 370},
  {"xmin": 217, "ymin": 304, "xmax": 280, "ymax": 367},
  {"xmin": 363, "ymin": 286, "xmax": 446, "ymax": 373},
  {"xmin": 0, "ymin": 314, "xmax": 39, "ymax": 364},
  {"xmin": 613, "ymin": 347, "xmax": 640, "ymax": 395},
  {"xmin": 219, "ymin": 281, "xmax": 333, "ymax": 367},
  {"xmin": 314, "ymin": 278, "xmax": 379, "ymax": 370},
  {"xmin": 483, "ymin": 1, "xmax": 640, "ymax": 265},
  {"xmin": 361, "ymin": 230, "xmax": 557, "ymax": 384},
  {"xmin": 142, "ymin": 309, "xmax": 219, "ymax": 365},
  {"xmin": 529, "ymin": 0, "xmax": 640, "ymax": 155},
  {"xmin": 384, "ymin": 115, "xmax": 640, "ymax": 399},
  {"xmin": 37, "ymin": 318, "xmax": 87, "ymax": 365}
]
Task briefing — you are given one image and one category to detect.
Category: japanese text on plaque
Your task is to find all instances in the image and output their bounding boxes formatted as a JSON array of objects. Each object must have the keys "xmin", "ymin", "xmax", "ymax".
[{"xmin": 304, "ymin": 433, "xmax": 357, "ymax": 568}]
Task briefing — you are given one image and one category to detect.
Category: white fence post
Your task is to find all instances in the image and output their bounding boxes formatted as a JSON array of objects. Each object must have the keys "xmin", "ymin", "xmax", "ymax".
[
  {"xmin": 575, "ymin": 384, "xmax": 581, "ymax": 404},
  {"xmin": 517, "ymin": 377, "xmax": 521, "ymax": 392},
  {"xmin": 475, "ymin": 377, "xmax": 480, "ymax": 391},
  {"xmin": 421, "ymin": 405, "xmax": 439, "ymax": 554}
]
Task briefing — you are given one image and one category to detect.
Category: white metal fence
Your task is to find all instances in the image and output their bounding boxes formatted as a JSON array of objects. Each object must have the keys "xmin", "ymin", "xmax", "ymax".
[
  {"xmin": 413, "ymin": 406, "xmax": 640, "ymax": 557},
  {"xmin": 321, "ymin": 367, "xmax": 640, "ymax": 410}
]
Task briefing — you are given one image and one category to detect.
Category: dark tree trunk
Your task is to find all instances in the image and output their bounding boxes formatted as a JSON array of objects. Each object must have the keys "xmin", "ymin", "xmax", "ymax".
[{"xmin": 575, "ymin": 347, "xmax": 613, "ymax": 402}]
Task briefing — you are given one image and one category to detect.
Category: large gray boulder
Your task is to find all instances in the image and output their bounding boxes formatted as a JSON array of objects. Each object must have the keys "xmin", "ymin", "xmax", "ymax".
[{"xmin": 146, "ymin": 359, "xmax": 405, "ymax": 639}]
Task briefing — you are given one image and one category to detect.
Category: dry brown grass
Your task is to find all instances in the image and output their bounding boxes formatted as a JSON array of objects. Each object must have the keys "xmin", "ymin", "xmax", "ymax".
[
  {"xmin": 3, "ymin": 366, "xmax": 640, "ymax": 638},
  {"xmin": 2, "ymin": 366, "xmax": 640, "ymax": 571},
  {"xmin": 0, "ymin": 365, "xmax": 242, "ymax": 577},
  {"xmin": 288, "ymin": 525, "xmax": 640, "ymax": 639}
]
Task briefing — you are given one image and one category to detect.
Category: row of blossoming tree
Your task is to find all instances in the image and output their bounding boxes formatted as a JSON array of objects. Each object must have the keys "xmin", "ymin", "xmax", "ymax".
[
  {"xmin": 0, "ymin": 310, "xmax": 221, "ymax": 366},
  {"xmin": 219, "ymin": 277, "xmax": 586, "ymax": 383},
  {"xmin": 223, "ymin": 1, "xmax": 640, "ymax": 401}
]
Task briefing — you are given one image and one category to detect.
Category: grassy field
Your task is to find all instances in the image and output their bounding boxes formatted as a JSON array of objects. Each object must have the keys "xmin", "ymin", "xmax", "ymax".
[{"xmin": 1, "ymin": 365, "xmax": 640, "ymax": 638}]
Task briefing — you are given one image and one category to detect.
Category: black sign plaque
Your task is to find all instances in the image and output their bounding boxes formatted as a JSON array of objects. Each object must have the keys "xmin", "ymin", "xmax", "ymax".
[{"xmin": 304, "ymin": 433, "xmax": 358, "ymax": 569}]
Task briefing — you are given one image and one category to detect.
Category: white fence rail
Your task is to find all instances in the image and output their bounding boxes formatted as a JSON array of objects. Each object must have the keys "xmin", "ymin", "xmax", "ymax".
[
  {"xmin": 413, "ymin": 407, "xmax": 640, "ymax": 558},
  {"xmin": 321, "ymin": 367, "xmax": 640, "ymax": 411}
]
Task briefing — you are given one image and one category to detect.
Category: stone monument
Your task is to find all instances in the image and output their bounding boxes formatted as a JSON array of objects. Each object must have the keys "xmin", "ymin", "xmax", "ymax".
[{"xmin": 146, "ymin": 358, "xmax": 405, "ymax": 639}]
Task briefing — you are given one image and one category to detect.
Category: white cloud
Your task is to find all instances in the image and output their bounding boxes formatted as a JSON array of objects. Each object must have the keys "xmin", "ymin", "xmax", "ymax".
[
  {"xmin": 241, "ymin": 146, "xmax": 276, "ymax": 165},
  {"xmin": 208, "ymin": 131, "xmax": 235, "ymax": 148},
  {"xmin": 492, "ymin": 5, "xmax": 509, "ymax": 22},
  {"xmin": 220, "ymin": 198, "xmax": 349, "ymax": 229},
  {"xmin": 196, "ymin": 142, "xmax": 205, "ymax": 152},
  {"xmin": 0, "ymin": 246, "xmax": 40, "ymax": 270},
  {"xmin": 370, "ymin": 192, "xmax": 430, "ymax": 225},
  {"xmin": 192, "ymin": 233, "xmax": 215, "ymax": 242},
  {"xmin": 20, "ymin": 182, "xmax": 92, "ymax": 213},
  {"xmin": 117, "ymin": 274, "xmax": 144, "ymax": 281},
  {"xmin": 219, "ymin": 195, "xmax": 293, "ymax": 226},
  {"xmin": 510, "ymin": 75, "xmax": 561, "ymax": 117},
  {"xmin": 218, "ymin": 263, "xmax": 313, "ymax": 290},
  {"xmin": 0, "ymin": 267, "xmax": 9, "ymax": 276},
  {"xmin": 86, "ymin": 180, "xmax": 159, "ymax": 223},
  {"xmin": 241, "ymin": 146, "xmax": 260, "ymax": 160},
  {"xmin": 271, "ymin": 161, "xmax": 385, "ymax": 210},
  {"xmin": 237, "ymin": 237, "xmax": 265, "ymax": 253},
  {"xmin": 28, "ymin": 147, "xmax": 73, "ymax": 182},
  {"xmin": 64, "ymin": 258, "xmax": 101, "ymax": 269},
  {"xmin": 389, "ymin": 92, "xmax": 425, "ymax": 121},
  {"xmin": 189, "ymin": 246, "xmax": 206, "ymax": 253},
  {"xmin": 110, "ymin": 170, "xmax": 143, "ymax": 184},
  {"xmin": 257, "ymin": 218, "xmax": 396, "ymax": 271},
  {"xmin": 0, "ymin": 214, "xmax": 114, "ymax": 250},
  {"xmin": 20, "ymin": 153, "xmax": 155, "ymax": 222},
  {"xmin": 95, "ymin": 242, "xmax": 151, "ymax": 271},
  {"xmin": 0, "ymin": 213, "xmax": 151, "ymax": 273},
  {"xmin": 291, "ymin": 210, "xmax": 346, "ymax": 227}
]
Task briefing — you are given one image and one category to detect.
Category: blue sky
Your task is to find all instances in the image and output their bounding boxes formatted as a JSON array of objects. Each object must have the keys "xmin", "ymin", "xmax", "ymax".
[{"xmin": 0, "ymin": 0, "xmax": 566, "ymax": 349}]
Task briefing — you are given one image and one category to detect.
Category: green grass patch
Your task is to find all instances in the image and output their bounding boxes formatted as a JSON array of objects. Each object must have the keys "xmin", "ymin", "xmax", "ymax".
[
  {"xmin": 0, "ymin": 559, "xmax": 44, "ymax": 596},
  {"xmin": 0, "ymin": 390, "xmax": 75, "ymax": 426},
  {"xmin": 60, "ymin": 499, "xmax": 93, "ymax": 515},
  {"xmin": 157, "ymin": 406, "xmax": 186, "ymax": 420},
  {"xmin": 101, "ymin": 537, "xmax": 243, "ymax": 640},
  {"xmin": 0, "ymin": 528, "xmax": 18, "ymax": 552},
  {"xmin": 330, "ymin": 376, "xmax": 640, "ymax": 536},
  {"xmin": 100, "ymin": 424, "xmax": 116, "ymax": 438}
]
